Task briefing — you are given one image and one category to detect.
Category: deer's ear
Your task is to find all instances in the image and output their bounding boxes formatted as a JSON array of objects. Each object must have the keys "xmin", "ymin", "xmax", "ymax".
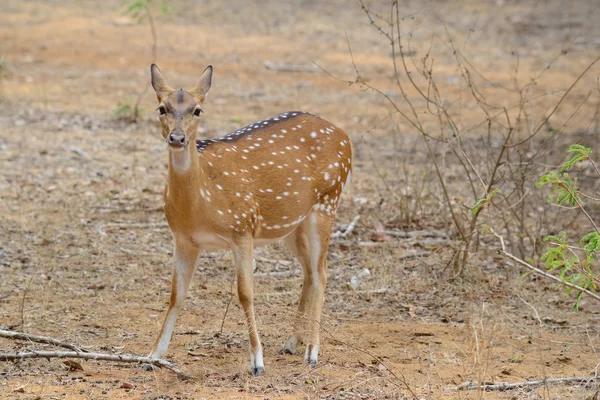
[
  {"xmin": 189, "ymin": 65, "xmax": 213, "ymax": 103},
  {"xmin": 150, "ymin": 64, "xmax": 173, "ymax": 100}
]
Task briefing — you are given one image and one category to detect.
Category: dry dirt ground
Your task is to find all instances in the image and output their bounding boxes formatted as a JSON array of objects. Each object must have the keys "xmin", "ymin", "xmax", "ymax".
[{"xmin": 1, "ymin": 0, "xmax": 600, "ymax": 399}]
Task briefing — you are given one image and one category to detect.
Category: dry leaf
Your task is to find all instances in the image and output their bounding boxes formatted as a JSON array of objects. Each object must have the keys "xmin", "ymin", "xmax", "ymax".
[
  {"xmin": 370, "ymin": 231, "xmax": 391, "ymax": 242},
  {"xmin": 13, "ymin": 385, "xmax": 25, "ymax": 393},
  {"xmin": 62, "ymin": 360, "xmax": 84, "ymax": 371},
  {"xmin": 370, "ymin": 220, "xmax": 391, "ymax": 242},
  {"xmin": 87, "ymin": 283, "xmax": 106, "ymax": 290},
  {"xmin": 187, "ymin": 351, "xmax": 208, "ymax": 357}
]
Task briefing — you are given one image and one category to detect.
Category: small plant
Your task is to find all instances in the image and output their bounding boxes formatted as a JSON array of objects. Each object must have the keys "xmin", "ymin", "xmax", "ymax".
[
  {"xmin": 117, "ymin": 0, "xmax": 169, "ymax": 122},
  {"xmin": 112, "ymin": 99, "xmax": 141, "ymax": 122},
  {"xmin": 536, "ymin": 144, "xmax": 600, "ymax": 309},
  {"xmin": 507, "ymin": 353, "xmax": 524, "ymax": 364},
  {"xmin": 123, "ymin": 0, "xmax": 168, "ymax": 21}
]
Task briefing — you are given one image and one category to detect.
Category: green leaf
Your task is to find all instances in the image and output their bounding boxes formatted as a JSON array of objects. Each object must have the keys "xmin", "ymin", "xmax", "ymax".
[
  {"xmin": 561, "ymin": 144, "xmax": 591, "ymax": 172},
  {"xmin": 581, "ymin": 231, "xmax": 600, "ymax": 259},
  {"xmin": 470, "ymin": 188, "xmax": 498, "ymax": 215},
  {"xmin": 537, "ymin": 171, "xmax": 579, "ymax": 206}
]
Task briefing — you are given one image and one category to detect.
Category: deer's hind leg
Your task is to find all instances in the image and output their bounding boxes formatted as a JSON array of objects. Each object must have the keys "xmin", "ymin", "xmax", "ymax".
[
  {"xmin": 303, "ymin": 210, "xmax": 334, "ymax": 365},
  {"xmin": 283, "ymin": 210, "xmax": 334, "ymax": 365},
  {"xmin": 281, "ymin": 220, "xmax": 313, "ymax": 355}
]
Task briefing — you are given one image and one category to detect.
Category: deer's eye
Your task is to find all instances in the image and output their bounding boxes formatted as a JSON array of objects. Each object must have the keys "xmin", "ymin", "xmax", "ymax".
[
  {"xmin": 158, "ymin": 106, "xmax": 166, "ymax": 115},
  {"xmin": 194, "ymin": 108, "xmax": 203, "ymax": 117}
]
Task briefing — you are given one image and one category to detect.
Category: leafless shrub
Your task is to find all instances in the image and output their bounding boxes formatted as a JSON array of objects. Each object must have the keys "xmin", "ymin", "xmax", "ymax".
[{"xmin": 325, "ymin": 1, "xmax": 600, "ymax": 273}]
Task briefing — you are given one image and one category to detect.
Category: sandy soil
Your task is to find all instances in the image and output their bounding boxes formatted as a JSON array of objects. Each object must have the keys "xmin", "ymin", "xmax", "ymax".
[{"xmin": 1, "ymin": 0, "xmax": 600, "ymax": 399}]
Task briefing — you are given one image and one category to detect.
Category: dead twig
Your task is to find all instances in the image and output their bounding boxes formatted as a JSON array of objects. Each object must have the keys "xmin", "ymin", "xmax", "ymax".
[
  {"xmin": 264, "ymin": 61, "xmax": 318, "ymax": 73},
  {"xmin": 507, "ymin": 55, "xmax": 600, "ymax": 147},
  {"xmin": 397, "ymin": 251, "xmax": 431, "ymax": 260},
  {"xmin": 0, "ymin": 329, "xmax": 84, "ymax": 352},
  {"xmin": 254, "ymin": 270, "xmax": 300, "ymax": 278},
  {"xmin": 102, "ymin": 222, "xmax": 168, "ymax": 228},
  {"xmin": 0, "ymin": 350, "xmax": 192, "ymax": 380},
  {"xmin": 219, "ymin": 276, "xmax": 236, "ymax": 335},
  {"xmin": 452, "ymin": 376, "xmax": 599, "ymax": 391},
  {"xmin": 383, "ymin": 230, "xmax": 448, "ymax": 239},
  {"xmin": 332, "ymin": 215, "xmax": 360, "ymax": 239},
  {"xmin": 254, "ymin": 257, "xmax": 292, "ymax": 266},
  {"xmin": 257, "ymin": 288, "xmax": 390, "ymax": 297}
]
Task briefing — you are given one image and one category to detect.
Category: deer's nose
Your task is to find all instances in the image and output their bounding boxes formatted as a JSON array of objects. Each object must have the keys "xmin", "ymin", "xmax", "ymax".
[{"xmin": 168, "ymin": 131, "xmax": 186, "ymax": 148}]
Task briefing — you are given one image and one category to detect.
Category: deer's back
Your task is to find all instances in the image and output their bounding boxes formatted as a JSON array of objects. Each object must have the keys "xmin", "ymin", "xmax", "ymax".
[{"xmin": 196, "ymin": 112, "xmax": 352, "ymax": 241}]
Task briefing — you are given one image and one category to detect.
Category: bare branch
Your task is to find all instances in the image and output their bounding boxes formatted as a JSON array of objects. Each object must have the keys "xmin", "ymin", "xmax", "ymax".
[
  {"xmin": 508, "ymin": 55, "xmax": 600, "ymax": 147},
  {"xmin": 332, "ymin": 215, "xmax": 360, "ymax": 239},
  {"xmin": 0, "ymin": 330, "xmax": 84, "ymax": 352},
  {"xmin": 264, "ymin": 61, "xmax": 317, "ymax": 73},
  {"xmin": 451, "ymin": 376, "xmax": 599, "ymax": 391},
  {"xmin": 0, "ymin": 350, "xmax": 192, "ymax": 380}
]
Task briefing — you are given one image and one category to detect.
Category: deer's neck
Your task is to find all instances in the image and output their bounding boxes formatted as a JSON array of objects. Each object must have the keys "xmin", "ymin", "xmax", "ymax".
[{"xmin": 166, "ymin": 145, "xmax": 207, "ymax": 212}]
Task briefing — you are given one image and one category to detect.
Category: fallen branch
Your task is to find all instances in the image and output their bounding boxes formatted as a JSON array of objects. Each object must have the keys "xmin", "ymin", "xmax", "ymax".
[
  {"xmin": 398, "ymin": 251, "xmax": 431, "ymax": 260},
  {"xmin": 264, "ymin": 61, "xmax": 318, "ymax": 72},
  {"xmin": 254, "ymin": 257, "xmax": 292, "ymax": 266},
  {"xmin": 410, "ymin": 238, "xmax": 450, "ymax": 247},
  {"xmin": 383, "ymin": 230, "xmax": 448, "ymax": 239},
  {"xmin": 254, "ymin": 270, "xmax": 300, "ymax": 278},
  {"xmin": 452, "ymin": 376, "xmax": 599, "ymax": 391},
  {"xmin": 0, "ymin": 329, "xmax": 84, "ymax": 352},
  {"xmin": 102, "ymin": 222, "xmax": 168, "ymax": 229},
  {"xmin": 220, "ymin": 276, "xmax": 235, "ymax": 335},
  {"xmin": 256, "ymin": 288, "xmax": 389, "ymax": 297},
  {"xmin": 0, "ymin": 350, "xmax": 192, "ymax": 380},
  {"xmin": 490, "ymin": 229, "xmax": 600, "ymax": 303},
  {"xmin": 332, "ymin": 215, "xmax": 360, "ymax": 239}
]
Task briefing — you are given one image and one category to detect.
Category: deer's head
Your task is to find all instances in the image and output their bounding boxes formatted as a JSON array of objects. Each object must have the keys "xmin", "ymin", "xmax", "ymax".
[{"xmin": 150, "ymin": 64, "xmax": 212, "ymax": 150}]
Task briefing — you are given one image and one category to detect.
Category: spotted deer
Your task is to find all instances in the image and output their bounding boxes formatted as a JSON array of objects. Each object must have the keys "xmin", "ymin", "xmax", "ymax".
[{"xmin": 147, "ymin": 64, "xmax": 353, "ymax": 376}]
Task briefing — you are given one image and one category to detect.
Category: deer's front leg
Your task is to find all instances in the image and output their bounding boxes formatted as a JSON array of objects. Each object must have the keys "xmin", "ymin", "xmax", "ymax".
[
  {"xmin": 149, "ymin": 239, "xmax": 200, "ymax": 358},
  {"xmin": 232, "ymin": 234, "xmax": 264, "ymax": 376}
]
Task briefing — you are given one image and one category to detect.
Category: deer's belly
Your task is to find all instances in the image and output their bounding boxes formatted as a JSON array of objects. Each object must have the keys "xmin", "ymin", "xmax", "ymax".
[
  {"xmin": 253, "ymin": 234, "xmax": 292, "ymax": 247},
  {"xmin": 192, "ymin": 231, "xmax": 231, "ymax": 249},
  {"xmin": 191, "ymin": 229, "xmax": 294, "ymax": 249}
]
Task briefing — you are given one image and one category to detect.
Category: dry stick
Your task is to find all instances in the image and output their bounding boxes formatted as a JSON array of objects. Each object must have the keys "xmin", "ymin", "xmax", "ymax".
[
  {"xmin": 254, "ymin": 257, "xmax": 292, "ymax": 266},
  {"xmin": 490, "ymin": 229, "xmax": 600, "ymax": 302},
  {"xmin": 257, "ymin": 288, "xmax": 390, "ymax": 297},
  {"xmin": 0, "ymin": 330, "xmax": 84, "ymax": 352},
  {"xmin": 264, "ymin": 61, "xmax": 317, "ymax": 72},
  {"xmin": 219, "ymin": 275, "xmax": 236, "ymax": 335},
  {"xmin": 453, "ymin": 376, "xmax": 599, "ymax": 391},
  {"xmin": 397, "ymin": 251, "xmax": 431, "ymax": 260},
  {"xmin": 0, "ymin": 350, "xmax": 191, "ymax": 380},
  {"xmin": 331, "ymin": 215, "xmax": 360, "ymax": 239},
  {"xmin": 382, "ymin": 230, "xmax": 448, "ymax": 239},
  {"xmin": 103, "ymin": 222, "xmax": 169, "ymax": 228},
  {"xmin": 19, "ymin": 270, "xmax": 36, "ymax": 331}
]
